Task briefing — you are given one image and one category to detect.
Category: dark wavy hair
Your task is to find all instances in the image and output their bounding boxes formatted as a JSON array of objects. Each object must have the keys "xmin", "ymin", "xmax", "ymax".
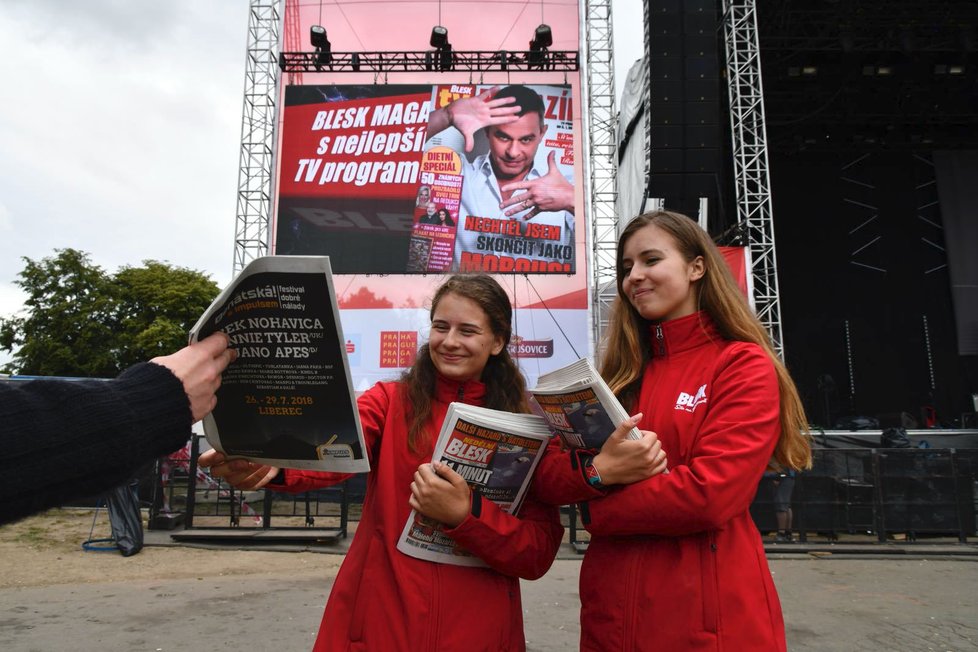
[{"xmin": 401, "ymin": 274, "xmax": 530, "ymax": 452}]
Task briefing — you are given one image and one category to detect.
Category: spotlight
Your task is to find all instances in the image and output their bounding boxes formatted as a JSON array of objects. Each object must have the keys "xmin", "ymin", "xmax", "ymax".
[
  {"xmin": 427, "ymin": 26, "xmax": 453, "ymax": 71},
  {"xmin": 430, "ymin": 25, "xmax": 449, "ymax": 49},
  {"xmin": 531, "ymin": 24, "xmax": 553, "ymax": 49},
  {"xmin": 529, "ymin": 24, "xmax": 552, "ymax": 69},
  {"xmin": 310, "ymin": 25, "xmax": 330, "ymax": 49},
  {"xmin": 310, "ymin": 24, "xmax": 331, "ymax": 68}
]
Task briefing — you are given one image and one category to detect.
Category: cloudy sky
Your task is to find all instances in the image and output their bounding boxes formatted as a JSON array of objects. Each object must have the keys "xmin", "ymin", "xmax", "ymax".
[{"xmin": 0, "ymin": 0, "xmax": 643, "ymax": 367}]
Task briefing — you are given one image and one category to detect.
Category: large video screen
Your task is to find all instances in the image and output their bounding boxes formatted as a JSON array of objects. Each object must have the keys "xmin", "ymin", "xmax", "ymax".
[{"xmin": 275, "ymin": 83, "xmax": 576, "ymax": 274}]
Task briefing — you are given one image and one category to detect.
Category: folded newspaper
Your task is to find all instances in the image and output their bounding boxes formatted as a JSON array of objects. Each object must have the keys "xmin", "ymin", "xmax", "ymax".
[
  {"xmin": 189, "ymin": 256, "xmax": 369, "ymax": 473},
  {"xmin": 530, "ymin": 358, "xmax": 641, "ymax": 449},
  {"xmin": 396, "ymin": 403, "xmax": 552, "ymax": 567}
]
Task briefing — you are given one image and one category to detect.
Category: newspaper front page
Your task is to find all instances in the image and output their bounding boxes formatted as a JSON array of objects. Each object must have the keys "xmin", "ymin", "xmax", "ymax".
[
  {"xmin": 189, "ymin": 256, "xmax": 369, "ymax": 473},
  {"xmin": 530, "ymin": 358, "xmax": 641, "ymax": 449},
  {"xmin": 396, "ymin": 403, "xmax": 552, "ymax": 566}
]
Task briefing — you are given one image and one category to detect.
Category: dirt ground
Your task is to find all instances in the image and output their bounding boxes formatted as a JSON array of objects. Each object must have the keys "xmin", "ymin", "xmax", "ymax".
[
  {"xmin": 0, "ymin": 508, "xmax": 343, "ymax": 589},
  {"xmin": 3, "ymin": 509, "xmax": 978, "ymax": 651}
]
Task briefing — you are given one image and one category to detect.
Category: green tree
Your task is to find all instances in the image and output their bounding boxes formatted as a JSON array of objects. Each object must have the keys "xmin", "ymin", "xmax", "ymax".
[
  {"xmin": 112, "ymin": 261, "xmax": 220, "ymax": 369},
  {"xmin": 0, "ymin": 249, "xmax": 220, "ymax": 377}
]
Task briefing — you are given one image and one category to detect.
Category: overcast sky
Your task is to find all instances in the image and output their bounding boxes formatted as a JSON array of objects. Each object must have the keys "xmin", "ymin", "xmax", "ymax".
[{"xmin": 0, "ymin": 0, "xmax": 643, "ymax": 367}]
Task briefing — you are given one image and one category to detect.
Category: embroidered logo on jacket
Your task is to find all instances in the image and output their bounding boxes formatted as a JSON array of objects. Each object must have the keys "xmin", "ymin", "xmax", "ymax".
[{"xmin": 675, "ymin": 384, "xmax": 708, "ymax": 412}]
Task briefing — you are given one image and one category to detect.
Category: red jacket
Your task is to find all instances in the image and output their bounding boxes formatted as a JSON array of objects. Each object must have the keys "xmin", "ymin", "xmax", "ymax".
[
  {"xmin": 533, "ymin": 312, "xmax": 786, "ymax": 651},
  {"xmin": 273, "ymin": 376, "xmax": 563, "ymax": 652}
]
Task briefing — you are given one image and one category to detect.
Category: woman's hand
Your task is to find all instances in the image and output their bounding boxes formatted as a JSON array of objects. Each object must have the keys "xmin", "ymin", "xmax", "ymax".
[
  {"xmin": 197, "ymin": 449, "xmax": 280, "ymax": 490},
  {"xmin": 592, "ymin": 414, "xmax": 668, "ymax": 485},
  {"xmin": 408, "ymin": 461, "xmax": 472, "ymax": 528}
]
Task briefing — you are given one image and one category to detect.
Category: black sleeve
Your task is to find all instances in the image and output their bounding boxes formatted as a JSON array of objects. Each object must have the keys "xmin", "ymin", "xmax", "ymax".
[{"xmin": 0, "ymin": 363, "xmax": 193, "ymax": 526}]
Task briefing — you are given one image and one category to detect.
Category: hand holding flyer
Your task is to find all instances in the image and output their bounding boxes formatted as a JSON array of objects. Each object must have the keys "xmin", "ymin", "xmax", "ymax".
[{"xmin": 189, "ymin": 256, "xmax": 369, "ymax": 473}]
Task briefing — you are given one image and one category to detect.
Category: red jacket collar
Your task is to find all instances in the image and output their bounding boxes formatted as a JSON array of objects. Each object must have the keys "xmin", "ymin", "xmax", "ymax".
[
  {"xmin": 648, "ymin": 311, "xmax": 722, "ymax": 357},
  {"xmin": 434, "ymin": 374, "xmax": 487, "ymax": 406}
]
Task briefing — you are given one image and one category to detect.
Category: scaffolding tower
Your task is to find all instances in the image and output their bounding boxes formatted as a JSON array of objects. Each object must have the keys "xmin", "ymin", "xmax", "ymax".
[
  {"xmin": 583, "ymin": 0, "xmax": 620, "ymax": 355},
  {"xmin": 722, "ymin": 0, "xmax": 784, "ymax": 357},
  {"xmin": 233, "ymin": 0, "xmax": 282, "ymax": 274}
]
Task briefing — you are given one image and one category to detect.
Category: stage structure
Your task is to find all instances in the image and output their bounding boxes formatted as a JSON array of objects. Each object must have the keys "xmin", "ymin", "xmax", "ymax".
[
  {"xmin": 233, "ymin": 0, "xmax": 281, "ymax": 274},
  {"xmin": 721, "ymin": 0, "xmax": 784, "ymax": 357},
  {"xmin": 232, "ymin": 0, "xmax": 621, "ymax": 355}
]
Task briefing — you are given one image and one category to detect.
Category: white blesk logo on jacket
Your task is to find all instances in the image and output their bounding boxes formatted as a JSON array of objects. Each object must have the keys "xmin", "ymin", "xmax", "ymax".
[{"xmin": 675, "ymin": 384, "xmax": 708, "ymax": 413}]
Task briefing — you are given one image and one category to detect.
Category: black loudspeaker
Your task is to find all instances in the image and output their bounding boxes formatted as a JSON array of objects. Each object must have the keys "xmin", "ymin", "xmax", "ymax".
[{"xmin": 647, "ymin": 0, "xmax": 723, "ymax": 216}]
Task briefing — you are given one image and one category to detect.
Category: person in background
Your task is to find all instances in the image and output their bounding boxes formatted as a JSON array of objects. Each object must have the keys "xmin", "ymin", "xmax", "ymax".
[
  {"xmin": 532, "ymin": 210, "xmax": 812, "ymax": 651},
  {"xmin": 0, "ymin": 332, "xmax": 234, "ymax": 526},
  {"xmin": 200, "ymin": 274, "xmax": 562, "ymax": 652},
  {"xmin": 772, "ymin": 470, "xmax": 797, "ymax": 542}
]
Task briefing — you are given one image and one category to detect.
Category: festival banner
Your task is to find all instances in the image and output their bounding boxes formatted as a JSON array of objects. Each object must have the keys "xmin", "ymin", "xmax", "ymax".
[{"xmin": 275, "ymin": 83, "xmax": 576, "ymax": 275}]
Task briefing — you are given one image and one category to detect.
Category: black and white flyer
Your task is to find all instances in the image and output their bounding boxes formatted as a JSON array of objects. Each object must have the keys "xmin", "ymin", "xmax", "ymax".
[{"xmin": 190, "ymin": 256, "xmax": 369, "ymax": 472}]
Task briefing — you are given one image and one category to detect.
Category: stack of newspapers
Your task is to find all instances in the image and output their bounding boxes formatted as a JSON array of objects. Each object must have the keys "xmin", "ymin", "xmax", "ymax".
[
  {"xmin": 530, "ymin": 358, "xmax": 641, "ymax": 450},
  {"xmin": 396, "ymin": 403, "xmax": 552, "ymax": 567}
]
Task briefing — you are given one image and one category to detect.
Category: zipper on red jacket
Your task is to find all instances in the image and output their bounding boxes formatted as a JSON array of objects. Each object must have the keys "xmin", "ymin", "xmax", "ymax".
[
  {"xmin": 654, "ymin": 323, "xmax": 666, "ymax": 356},
  {"xmin": 457, "ymin": 385, "xmax": 464, "ymax": 401}
]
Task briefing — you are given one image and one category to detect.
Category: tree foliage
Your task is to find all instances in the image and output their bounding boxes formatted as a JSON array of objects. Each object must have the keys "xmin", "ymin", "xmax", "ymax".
[{"xmin": 0, "ymin": 249, "xmax": 220, "ymax": 377}]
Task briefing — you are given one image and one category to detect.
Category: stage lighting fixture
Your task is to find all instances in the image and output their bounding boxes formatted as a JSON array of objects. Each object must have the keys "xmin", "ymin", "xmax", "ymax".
[
  {"xmin": 948, "ymin": 65, "xmax": 965, "ymax": 75},
  {"xmin": 801, "ymin": 65, "xmax": 817, "ymax": 76},
  {"xmin": 877, "ymin": 65, "xmax": 893, "ymax": 76},
  {"xmin": 310, "ymin": 25, "xmax": 330, "ymax": 49},
  {"xmin": 531, "ymin": 24, "xmax": 553, "ymax": 49},
  {"xmin": 528, "ymin": 24, "xmax": 552, "ymax": 68},
  {"xmin": 351, "ymin": 53, "xmax": 361, "ymax": 72},
  {"xmin": 430, "ymin": 25, "xmax": 449, "ymax": 49},
  {"xmin": 310, "ymin": 24, "xmax": 332, "ymax": 68}
]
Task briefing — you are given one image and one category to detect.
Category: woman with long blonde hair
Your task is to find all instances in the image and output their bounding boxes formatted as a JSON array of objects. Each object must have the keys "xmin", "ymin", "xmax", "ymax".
[{"xmin": 534, "ymin": 210, "xmax": 811, "ymax": 651}]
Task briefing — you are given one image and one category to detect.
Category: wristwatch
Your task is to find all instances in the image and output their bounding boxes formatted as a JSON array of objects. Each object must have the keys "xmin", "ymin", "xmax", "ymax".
[{"xmin": 583, "ymin": 456, "xmax": 605, "ymax": 488}]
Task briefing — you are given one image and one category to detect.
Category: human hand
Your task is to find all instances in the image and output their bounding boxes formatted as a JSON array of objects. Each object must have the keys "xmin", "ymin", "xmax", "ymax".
[
  {"xmin": 408, "ymin": 461, "xmax": 471, "ymax": 528},
  {"xmin": 197, "ymin": 449, "xmax": 280, "ymax": 490},
  {"xmin": 591, "ymin": 414, "xmax": 668, "ymax": 485},
  {"xmin": 446, "ymin": 87, "xmax": 520, "ymax": 152},
  {"xmin": 151, "ymin": 332, "xmax": 237, "ymax": 422},
  {"xmin": 499, "ymin": 151, "xmax": 575, "ymax": 219}
]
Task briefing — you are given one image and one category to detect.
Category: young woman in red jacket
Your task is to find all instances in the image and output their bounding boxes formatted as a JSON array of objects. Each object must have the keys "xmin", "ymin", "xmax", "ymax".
[
  {"xmin": 533, "ymin": 211, "xmax": 812, "ymax": 651},
  {"xmin": 200, "ymin": 274, "xmax": 563, "ymax": 651}
]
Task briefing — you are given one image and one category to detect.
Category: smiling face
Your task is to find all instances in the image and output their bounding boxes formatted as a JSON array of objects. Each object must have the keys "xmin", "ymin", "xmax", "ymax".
[
  {"xmin": 620, "ymin": 224, "xmax": 704, "ymax": 322},
  {"xmin": 487, "ymin": 112, "xmax": 546, "ymax": 182},
  {"xmin": 428, "ymin": 292, "xmax": 504, "ymax": 382}
]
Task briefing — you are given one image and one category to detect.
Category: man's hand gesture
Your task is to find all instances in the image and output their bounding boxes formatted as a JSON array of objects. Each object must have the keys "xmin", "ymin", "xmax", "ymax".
[{"xmin": 499, "ymin": 151, "xmax": 575, "ymax": 219}]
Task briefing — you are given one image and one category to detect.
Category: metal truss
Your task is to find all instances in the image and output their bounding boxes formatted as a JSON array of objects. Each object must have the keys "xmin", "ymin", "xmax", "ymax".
[
  {"xmin": 233, "ymin": 0, "xmax": 282, "ymax": 274},
  {"xmin": 583, "ymin": 0, "xmax": 619, "ymax": 357},
  {"xmin": 722, "ymin": 0, "xmax": 785, "ymax": 358},
  {"xmin": 279, "ymin": 50, "xmax": 579, "ymax": 73}
]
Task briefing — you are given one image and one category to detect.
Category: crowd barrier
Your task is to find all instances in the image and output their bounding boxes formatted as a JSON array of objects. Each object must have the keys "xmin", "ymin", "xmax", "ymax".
[{"xmin": 151, "ymin": 438, "xmax": 977, "ymax": 549}]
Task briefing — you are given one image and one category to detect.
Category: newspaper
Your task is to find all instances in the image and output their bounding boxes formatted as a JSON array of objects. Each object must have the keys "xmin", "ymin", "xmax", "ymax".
[
  {"xmin": 396, "ymin": 403, "xmax": 552, "ymax": 566},
  {"xmin": 530, "ymin": 358, "xmax": 641, "ymax": 450},
  {"xmin": 189, "ymin": 256, "xmax": 369, "ymax": 473}
]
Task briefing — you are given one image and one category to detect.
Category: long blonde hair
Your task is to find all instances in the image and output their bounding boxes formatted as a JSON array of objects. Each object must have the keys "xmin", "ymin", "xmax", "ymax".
[{"xmin": 601, "ymin": 211, "xmax": 811, "ymax": 470}]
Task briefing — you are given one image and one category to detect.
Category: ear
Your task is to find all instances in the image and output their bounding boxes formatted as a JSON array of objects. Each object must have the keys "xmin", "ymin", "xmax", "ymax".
[
  {"xmin": 490, "ymin": 334, "xmax": 505, "ymax": 356},
  {"xmin": 688, "ymin": 255, "xmax": 705, "ymax": 282}
]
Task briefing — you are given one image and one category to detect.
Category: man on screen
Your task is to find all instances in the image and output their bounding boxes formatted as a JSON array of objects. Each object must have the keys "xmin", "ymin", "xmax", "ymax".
[{"xmin": 426, "ymin": 85, "xmax": 575, "ymax": 272}]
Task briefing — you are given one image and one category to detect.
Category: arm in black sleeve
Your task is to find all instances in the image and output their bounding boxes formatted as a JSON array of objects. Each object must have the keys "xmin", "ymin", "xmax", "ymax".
[{"xmin": 0, "ymin": 362, "xmax": 193, "ymax": 525}]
